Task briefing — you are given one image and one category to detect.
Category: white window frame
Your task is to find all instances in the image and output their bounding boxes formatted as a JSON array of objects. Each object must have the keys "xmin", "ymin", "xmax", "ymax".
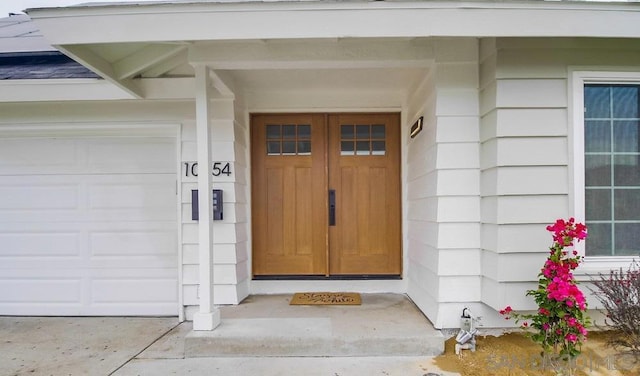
[{"xmin": 570, "ymin": 69, "xmax": 640, "ymax": 270}]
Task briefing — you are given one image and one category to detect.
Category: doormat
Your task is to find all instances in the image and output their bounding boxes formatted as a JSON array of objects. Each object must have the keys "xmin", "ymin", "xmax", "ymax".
[{"xmin": 289, "ymin": 292, "xmax": 361, "ymax": 305}]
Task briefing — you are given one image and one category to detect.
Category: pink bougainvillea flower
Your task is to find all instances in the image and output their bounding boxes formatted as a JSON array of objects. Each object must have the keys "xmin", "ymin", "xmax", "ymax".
[
  {"xmin": 565, "ymin": 333, "xmax": 578, "ymax": 343},
  {"xmin": 502, "ymin": 218, "xmax": 588, "ymax": 360},
  {"xmin": 499, "ymin": 306, "xmax": 512, "ymax": 315}
]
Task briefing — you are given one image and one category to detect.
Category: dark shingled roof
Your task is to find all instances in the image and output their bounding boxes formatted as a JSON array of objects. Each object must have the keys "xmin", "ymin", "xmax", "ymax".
[{"xmin": 0, "ymin": 51, "xmax": 100, "ymax": 79}]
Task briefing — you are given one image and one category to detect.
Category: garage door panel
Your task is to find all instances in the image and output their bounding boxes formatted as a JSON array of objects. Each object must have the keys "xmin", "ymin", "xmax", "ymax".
[
  {"xmin": 0, "ymin": 177, "xmax": 175, "ymax": 223},
  {"xmin": 90, "ymin": 231, "xmax": 176, "ymax": 257},
  {"xmin": 0, "ymin": 279, "xmax": 81, "ymax": 303},
  {"xmin": 0, "ymin": 232, "xmax": 80, "ymax": 257},
  {"xmin": 0, "ymin": 135, "xmax": 178, "ymax": 316},
  {"xmin": 0, "ymin": 185, "xmax": 79, "ymax": 209},
  {"xmin": 89, "ymin": 183, "xmax": 175, "ymax": 210},
  {"xmin": 92, "ymin": 278, "xmax": 178, "ymax": 303},
  {"xmin": 0, "ymin": 138, "xmax": 79, "ymax": 172},
  {"xmin": 86, "ymin": 138, "xmax": 176, "ymax": 174}
]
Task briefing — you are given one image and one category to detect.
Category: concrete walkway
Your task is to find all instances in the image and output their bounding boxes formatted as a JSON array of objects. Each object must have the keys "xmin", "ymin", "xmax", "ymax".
[{"xmin": 0, "ymin": 294, "xmax": 460, "ymax": 376}]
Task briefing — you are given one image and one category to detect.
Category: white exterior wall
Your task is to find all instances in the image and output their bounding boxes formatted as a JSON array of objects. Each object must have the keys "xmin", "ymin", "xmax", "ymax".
[
  {"xmin": 406, "ymin": 38, "xmax": 482, "ymax": 329},
  {"xmin": 479, "ymin": 38, "xmax": 640, "ymax": 319}
]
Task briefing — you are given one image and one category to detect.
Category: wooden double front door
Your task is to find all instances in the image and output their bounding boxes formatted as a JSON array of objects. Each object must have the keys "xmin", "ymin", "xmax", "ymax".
[{"xmin": 251, "ymin": 113, "xmax": 401, "ymax": 277}]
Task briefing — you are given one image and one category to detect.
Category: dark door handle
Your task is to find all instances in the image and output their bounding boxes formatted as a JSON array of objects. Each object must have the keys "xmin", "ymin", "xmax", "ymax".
[{"xmin": 328, "ymin": 189, "xmax": 336, "ymax": 226}]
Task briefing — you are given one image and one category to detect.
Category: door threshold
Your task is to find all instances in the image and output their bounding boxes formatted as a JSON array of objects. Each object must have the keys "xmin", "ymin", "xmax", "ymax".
[{"xmin": 253, "ymin": 275, "xmax": 401, "ymax": 281}]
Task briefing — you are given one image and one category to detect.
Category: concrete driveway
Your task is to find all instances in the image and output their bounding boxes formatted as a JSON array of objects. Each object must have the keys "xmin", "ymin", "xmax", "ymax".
[{"xmin": 0, "ymin": 316, "xmax": 182, "ymax": 376}]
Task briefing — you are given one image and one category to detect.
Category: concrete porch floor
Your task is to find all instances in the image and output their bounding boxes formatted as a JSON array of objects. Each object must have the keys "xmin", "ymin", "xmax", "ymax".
[{"xmin": 186, "ymin": 293, "xmax": 445, "ymax": 357}]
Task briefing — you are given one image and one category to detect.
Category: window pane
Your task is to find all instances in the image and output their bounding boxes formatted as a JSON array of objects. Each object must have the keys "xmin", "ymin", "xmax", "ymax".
[
  {"xmin": 584, "ymin": 84, "xmax": 640, "ymax": 257},
  {"xmin": 282, "ymin": 141, "xmax": 296, "ymax": 154},
  {"xmin": 614, "ymin": 189, "xmax": 640, "ymax": 220},
  {"xmin": 356, "ymin": 141, "xmax": 370, "ymax": 155},
  {"xmin": 371, "ymin": 124, "xmax": 385, "ymax": 139},
  {"xmin": 585, "ymin": 155, "xmax": 611, "ymax": 186},
  {"xmin": 282, "ymin": 125, "xmax": 296, "ymax": 139},
  {"xmin": 267, "ymin": 141, "xmax": 281, "ymax": 155},
  {"xmin": 356, "ymin": 125, "xmax": 370, "ymax": 139},
  {"xmin": 585, "ymin": 189, "xmax": 611, "ymax": 221},
  {"xmin": 614, "ymin": 155, "xmax": 640, "ymax": 186},
  {"xmin": 266, "ymin": 125, "xmax": 280, "ymax": 139},
  {"xmin": 585, "ymin": 120, "xmax": 611, "ymax": 152},
  {"xmin": 612, "ymin": 86, "xmax": 639, "ymax": 118},
  {"xmin": 341, "ymin": 141, "xmax": 354, "ymax": 155},
  {"xmin": 297, "ymin": 141, "xmax": 311, "ymax": 155},
  {"xmin": 341, "ymin": 125, "xmax": 354, "ymax": 140},
  {"xmin": 613, "ymin": 120, "xmax": 640, "ymax": 152},
  {"xmin": 614, "ymin": 223, "xmax": 640, "ymax": 255},
  {"xmin": 372, "ymin": 141, "xmax": 386, "ymax": 155},
  {"xmin": 298, "ymin": 125, "xmax": 311, "ymax": 139},
  {"xmin": 585, "ymin": 85, "xmax": 610, "ymax": 118},
  {"xmin": 585, "ymin": 222, "xmax": 612, "ymax": 256}
]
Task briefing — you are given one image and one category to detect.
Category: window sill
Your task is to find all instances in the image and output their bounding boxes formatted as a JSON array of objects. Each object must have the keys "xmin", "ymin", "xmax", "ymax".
[{"xmin": 576, "ymin": 256, "xmax": 638, "ymax": 276}]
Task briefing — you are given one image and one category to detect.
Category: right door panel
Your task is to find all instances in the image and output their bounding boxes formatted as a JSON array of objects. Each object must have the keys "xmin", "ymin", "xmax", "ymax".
[{"xmin": 328, "ymin": 113, "xmax": 402, "ymax": 275}]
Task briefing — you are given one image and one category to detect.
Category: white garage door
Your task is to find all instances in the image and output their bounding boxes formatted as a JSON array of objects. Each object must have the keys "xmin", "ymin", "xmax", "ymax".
[{"xmin": 0, "ymin": 135, "xmax": 178, "ymax": 316}]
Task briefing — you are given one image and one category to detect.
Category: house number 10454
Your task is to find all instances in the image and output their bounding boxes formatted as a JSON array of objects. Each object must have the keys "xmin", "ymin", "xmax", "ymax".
[{"xmin": 184, "ymin": 162, "xmax": 232, "ymax": 177}]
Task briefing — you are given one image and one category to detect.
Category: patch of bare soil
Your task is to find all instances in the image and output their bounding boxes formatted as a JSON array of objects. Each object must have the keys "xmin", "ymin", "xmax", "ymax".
[{"xmin": 434, "ymin": 331, "xmax": 640, "ymax": 376}]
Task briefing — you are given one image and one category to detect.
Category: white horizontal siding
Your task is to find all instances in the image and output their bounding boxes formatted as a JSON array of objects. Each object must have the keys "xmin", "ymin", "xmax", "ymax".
[
  {"xmin": 481, "ymin": 166, "xmax": 568, "ymax": 196},
  {"xmin": 437, "ymin": 223, "xmax": 481, "ymax": 249},
  {"xmin": 481, "ymin": 195, "xmax": 568, "ymax": 224},
  {"xmin": 481, "ymin": 251, "xmax": 548, "ymax": 282},
  {"xmin": 495, "ymin": 79, "xmax": 567, "ymax": 108},
  {"xmin": 438, "ymin": 276, "xmax": 482, "ymax": 302},
  {"xmin": 407, "ymin": 240, "xmax": 439, "ymax": 275},
  {"xmin": 482, "ymin": 223, "xmax": 554, "ymax": 254},
  {"xmin": 482, "ymin": 277, "xmax": 538, "ymax": 311},
  {"xmin": 481, "ymin": 137, "xmax": 568, "ymax": 169},
  {"xmin": 436, "ymin": 116, "xmax": 479, "ymax": 143},
  {"xmin": 435, "ymin": 89, "xmax": 479, "ymax": 116},
  {"xmin": 480, "ymin": 108, "xmax": 567, "ymax": 142},
  {"xmin": 438, "ymin": 249, "xmax": 481, "ymax": 276},
  {"xmin": 436, "ymin": 142, "xmax": 480, "ymax": 169},
  {"xmin": 437, "ymin": 169, "xmax": 480, "ymax": 196},
  {"xmin": 437, "ymin": 196, "xmax": 480, "ymax": 222}
]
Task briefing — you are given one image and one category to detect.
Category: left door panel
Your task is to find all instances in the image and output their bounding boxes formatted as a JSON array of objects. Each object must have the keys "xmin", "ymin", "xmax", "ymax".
[{"xmin": 251, "ymin": 114, "xmax": 328, "ymax": 276}]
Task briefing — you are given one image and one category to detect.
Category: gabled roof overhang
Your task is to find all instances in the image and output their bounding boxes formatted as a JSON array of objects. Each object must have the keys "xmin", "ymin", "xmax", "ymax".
[{"xmin": 24, "ymin": 0, "xmax": 640, "ymax": 100}]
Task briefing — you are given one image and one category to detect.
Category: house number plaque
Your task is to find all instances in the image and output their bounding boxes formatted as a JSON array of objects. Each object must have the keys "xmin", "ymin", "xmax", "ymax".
[{"xmin": 183, "ymin": 162, "xmax": 232, "ymax": 177}]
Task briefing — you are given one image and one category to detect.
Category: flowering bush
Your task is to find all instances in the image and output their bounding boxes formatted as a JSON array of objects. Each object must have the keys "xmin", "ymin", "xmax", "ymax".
[
  {"xmin": 590, "ymin": 260, "xmax": 640, "ymax": 354},
  {"xmin": 501, "ymin": 218, "xmax": 589, "ymax": 360}
]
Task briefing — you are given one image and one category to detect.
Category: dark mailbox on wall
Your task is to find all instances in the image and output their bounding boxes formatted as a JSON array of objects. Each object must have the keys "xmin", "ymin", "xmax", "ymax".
[{"xmin": 191, "ymin": 189, "xmax": 223, "ymax": 221}]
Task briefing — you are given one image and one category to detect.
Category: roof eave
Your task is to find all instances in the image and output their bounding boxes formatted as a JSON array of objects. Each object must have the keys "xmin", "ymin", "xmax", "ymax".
[{"xmin": 27, "ymin": 0, "xmax": 640, "ymax": 45}]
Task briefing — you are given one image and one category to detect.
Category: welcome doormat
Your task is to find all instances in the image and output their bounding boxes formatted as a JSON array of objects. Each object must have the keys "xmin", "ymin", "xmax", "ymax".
[{"xmin": 289, "ymin": 292, "xmax": 362, "ymax": 305}]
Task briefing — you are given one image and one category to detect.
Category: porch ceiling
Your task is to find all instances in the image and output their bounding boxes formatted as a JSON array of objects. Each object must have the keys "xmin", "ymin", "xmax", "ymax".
[{"xmin": 53, "ymin": 37, "xmax": 432, "ymax": 100}]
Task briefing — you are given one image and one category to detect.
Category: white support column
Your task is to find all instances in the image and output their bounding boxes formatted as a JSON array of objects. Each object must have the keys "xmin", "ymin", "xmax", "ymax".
[{"xmin": 192, "ymin": 64, "xmax": 221, "ymax": 331}]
